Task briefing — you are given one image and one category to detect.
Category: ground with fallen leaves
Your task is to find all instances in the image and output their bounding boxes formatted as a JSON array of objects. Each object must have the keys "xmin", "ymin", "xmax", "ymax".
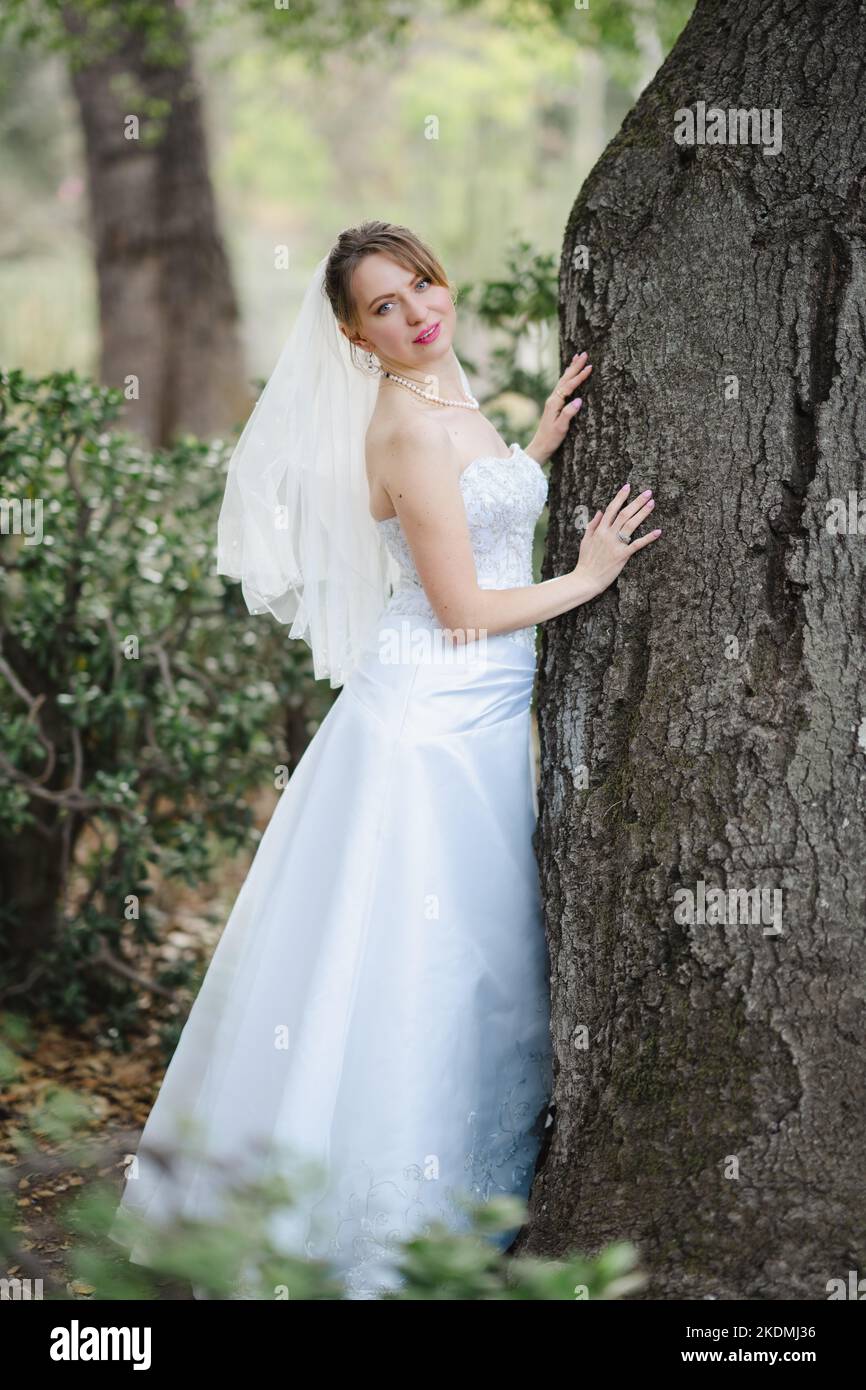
[{"xmin": 1, "ymin": 795, "xmax": 270, "ymax": 1300}]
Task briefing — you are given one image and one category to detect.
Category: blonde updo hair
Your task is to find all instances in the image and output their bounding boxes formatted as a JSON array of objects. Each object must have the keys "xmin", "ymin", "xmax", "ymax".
[{"xmin": 323, "ymin": 220, "xmax": 454, "ymax": 369}]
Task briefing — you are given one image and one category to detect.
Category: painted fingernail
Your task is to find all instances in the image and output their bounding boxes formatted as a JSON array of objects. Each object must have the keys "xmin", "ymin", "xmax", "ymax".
[
  {"xmin": 642, "ymin": 489, "xmax": 652, "ymax": 497},
  {"xmin": 575, "ymin": 397, "xmax": 582, "ymax": 408},
  {"xmin": 622, "ymin": 483, "xmax": 630, "ymax": 491}
]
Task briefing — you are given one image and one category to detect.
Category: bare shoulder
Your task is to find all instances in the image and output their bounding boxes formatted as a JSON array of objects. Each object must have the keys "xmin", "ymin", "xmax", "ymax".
[{"xmin": 365, "ymin": 404, "xmax": 456, "ymax": 487}]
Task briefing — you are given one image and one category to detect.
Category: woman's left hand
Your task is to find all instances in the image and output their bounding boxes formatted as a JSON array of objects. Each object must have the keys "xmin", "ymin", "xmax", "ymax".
[{"xmin": 526, "ymin": 350, "xmax": 593, "ymax": 465}]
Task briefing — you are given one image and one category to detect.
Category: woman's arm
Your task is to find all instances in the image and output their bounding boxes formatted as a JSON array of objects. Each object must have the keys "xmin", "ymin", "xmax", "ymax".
[{"xmin": 379, "ymin": 413, "xmax": 661, "ymax": 644}]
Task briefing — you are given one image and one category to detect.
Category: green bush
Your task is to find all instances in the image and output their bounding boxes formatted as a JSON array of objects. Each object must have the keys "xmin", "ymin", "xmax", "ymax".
[{"xmin": 0, "ymin": 369, "xmax": 332, "ymax": 1042}]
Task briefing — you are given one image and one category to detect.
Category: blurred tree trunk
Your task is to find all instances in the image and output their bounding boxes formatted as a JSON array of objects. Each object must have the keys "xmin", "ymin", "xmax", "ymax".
[
  {"xmin": 61, "ymin": 0, "xmax": 250, "ymax": 446},
  {"xmin": 525, "ymin": 0, "xmax": 866, "ymax": 1299},
  {"xmin": 0, "ymin": 630, "xmax": 81, "ymax": 963}
]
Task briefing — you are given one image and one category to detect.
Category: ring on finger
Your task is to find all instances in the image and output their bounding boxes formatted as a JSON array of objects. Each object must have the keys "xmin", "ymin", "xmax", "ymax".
[{"xmin": 617, "ymin": 528, "xmax": 631, "ymax": 544}]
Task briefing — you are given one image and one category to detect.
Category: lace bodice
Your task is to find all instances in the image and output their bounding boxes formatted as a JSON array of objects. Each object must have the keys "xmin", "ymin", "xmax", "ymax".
[{"xmin": 375, "ymin": 443, "xmax": 548, "ymax": 655}]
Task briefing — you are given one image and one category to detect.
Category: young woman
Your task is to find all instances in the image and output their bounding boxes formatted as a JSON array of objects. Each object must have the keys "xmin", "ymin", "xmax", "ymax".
[{"xmin": 110, "ymin": 221, "xmax": 660, "ymax": 1299}]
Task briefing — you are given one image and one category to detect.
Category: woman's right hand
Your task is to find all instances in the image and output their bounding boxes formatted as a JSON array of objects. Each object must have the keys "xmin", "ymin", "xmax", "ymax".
[{"xmin": 573, "ymin": 483, "xmax": 661, "ymax": 600}]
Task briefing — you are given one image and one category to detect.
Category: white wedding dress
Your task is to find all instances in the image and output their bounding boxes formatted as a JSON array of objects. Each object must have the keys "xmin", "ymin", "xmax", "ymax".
[{"xmin": 109, "ymin": 442, "xmax": 553, "ymax": 1299}]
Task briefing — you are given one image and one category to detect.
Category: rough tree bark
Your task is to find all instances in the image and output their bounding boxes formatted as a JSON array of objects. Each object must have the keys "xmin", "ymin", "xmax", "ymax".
[
  {"xmin": 61, "ymin": 0, "xmax": 250, "ymax": 446},
  {"xmin": 523, "ymin": 0, "xmax": 866, "ymax": 1299}
]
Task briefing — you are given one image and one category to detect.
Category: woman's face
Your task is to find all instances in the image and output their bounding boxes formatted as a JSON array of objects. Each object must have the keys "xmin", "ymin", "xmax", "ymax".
[{"xmin": 342, "ymin": 252, "xmax": 455, "ymax": 376}]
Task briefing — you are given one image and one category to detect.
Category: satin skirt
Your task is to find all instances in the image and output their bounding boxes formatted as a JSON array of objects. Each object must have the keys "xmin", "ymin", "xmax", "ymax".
[{"xmin": 109, "ymin": 612, "xmax": 553, "ymax": 1298}]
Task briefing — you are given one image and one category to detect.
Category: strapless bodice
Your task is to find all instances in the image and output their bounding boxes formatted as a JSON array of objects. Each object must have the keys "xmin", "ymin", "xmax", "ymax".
[{"xmin": 375, "ymin": 443, "xmax": 548, "ymax": 655}]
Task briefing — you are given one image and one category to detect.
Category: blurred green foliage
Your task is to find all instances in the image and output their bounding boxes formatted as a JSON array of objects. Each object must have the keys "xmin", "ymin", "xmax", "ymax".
[
  {"xmin": 0, "ymin": 368, "xmax": 332, "ymax": 1040},
  {"xmin": 0, "ymin": 0, "xmax": 695, "ymax": 76},
  {"xmin": 0, "ymin": 1, "xmax": 695, "ymax": 382}
]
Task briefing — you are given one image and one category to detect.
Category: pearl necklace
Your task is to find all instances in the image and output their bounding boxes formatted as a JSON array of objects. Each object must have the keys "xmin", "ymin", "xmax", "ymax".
[{"xmin": 382, "ymin": 369, "xmax": 480, "ymax": 410}]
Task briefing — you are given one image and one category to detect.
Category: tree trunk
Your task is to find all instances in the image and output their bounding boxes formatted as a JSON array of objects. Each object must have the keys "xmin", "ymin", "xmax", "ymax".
[
  {"xmin": 525, "ymin": 0, "xmax": 866, "ymax": 1299},
  {"xmin": 0, "ymin": 823, "xmax": 66, "ymax": 965},
  {"xmin": 61, "ymin": 1, "xmax": 251, "ymax": 446}
]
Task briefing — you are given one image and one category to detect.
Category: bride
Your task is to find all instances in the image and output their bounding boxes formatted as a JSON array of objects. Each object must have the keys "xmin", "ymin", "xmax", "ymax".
[{"xmin": 109, "ymin": 221, "xmax": 661, "ymax": 1299}]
